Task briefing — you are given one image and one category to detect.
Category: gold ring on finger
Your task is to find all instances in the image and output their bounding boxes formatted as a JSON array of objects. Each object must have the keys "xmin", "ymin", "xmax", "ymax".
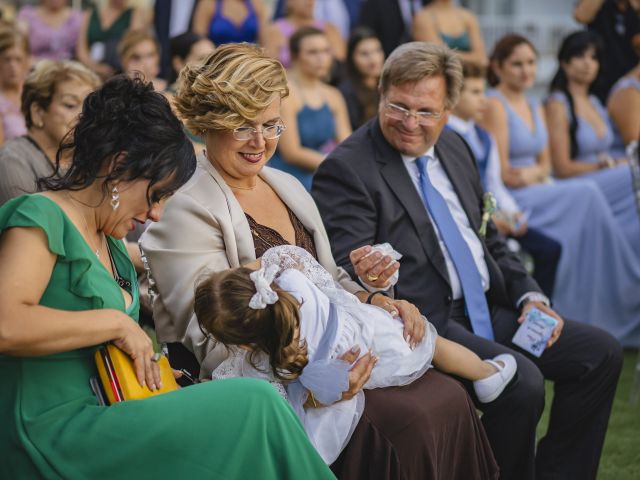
[{"xmin": 366, "ymin": 273, "xmax": 379, "ymax": 282}]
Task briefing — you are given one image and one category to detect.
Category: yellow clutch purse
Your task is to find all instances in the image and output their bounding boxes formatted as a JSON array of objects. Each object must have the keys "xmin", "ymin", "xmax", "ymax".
[{"xmin": 94, "ymin": 344, "xmax": 179, "ymax": 404}]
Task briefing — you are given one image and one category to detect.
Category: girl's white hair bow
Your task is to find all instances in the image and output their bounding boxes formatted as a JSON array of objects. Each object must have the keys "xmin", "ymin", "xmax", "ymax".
[{"xmin": 249, "ymin": 264, "xmax": 279, "ymax": 309}]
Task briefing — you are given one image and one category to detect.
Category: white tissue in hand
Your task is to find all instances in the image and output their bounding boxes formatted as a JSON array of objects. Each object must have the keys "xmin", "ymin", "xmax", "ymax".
[{"xmin": 365, "ymin": 243, "xmax": 403, "ymax": 286}]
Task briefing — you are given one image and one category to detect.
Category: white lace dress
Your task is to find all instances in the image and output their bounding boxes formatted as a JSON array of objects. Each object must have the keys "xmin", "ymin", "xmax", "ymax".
[{"xmin": 211, "ymin": 246, "xmax": 438, "ymax": 464}]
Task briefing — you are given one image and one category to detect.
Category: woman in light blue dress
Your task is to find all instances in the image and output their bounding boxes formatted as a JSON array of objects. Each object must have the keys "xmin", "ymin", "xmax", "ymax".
[
  {"xmin": 269, "ymin": 99, "xmax": 338, "ymax": 190},
  {"xmin": 269, "ymin": 27, "xmax": 351, "ymax": 191},
  {"xmin": 607, "ymin": 63, "xmax": 640, "ymax": 158},
  {"xmin": 484, "ymin": 33, "xmax": 640, "ymax": 346},
  {"xmin": 545, "ymin": 30, "xmax": 640, "ymax": 257}
]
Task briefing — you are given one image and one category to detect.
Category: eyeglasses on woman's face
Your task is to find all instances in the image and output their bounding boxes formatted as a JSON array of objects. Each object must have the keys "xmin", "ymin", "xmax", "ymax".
[
  {"xmin": 384, "ymin": 102, "xmax": 443, "ymax": 126},
  {"xmin": 232, "ymin": 121, "xmax": 287, "ymax": 141}
]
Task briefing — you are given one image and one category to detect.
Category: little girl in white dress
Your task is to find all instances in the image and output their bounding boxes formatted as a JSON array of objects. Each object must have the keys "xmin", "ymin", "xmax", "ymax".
[{"xmin": 195, "ymin": 246, "xmax": 516, "ymax": 464}]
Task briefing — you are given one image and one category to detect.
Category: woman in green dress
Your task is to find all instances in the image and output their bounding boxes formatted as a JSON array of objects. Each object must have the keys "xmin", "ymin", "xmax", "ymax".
[
  {"xmin": 76, "ymin": 0, "xmax": 148, "ymax": 79},
  {"xmin": 0, "ymin": 74, "xmax": 334, "ymax": 479}
]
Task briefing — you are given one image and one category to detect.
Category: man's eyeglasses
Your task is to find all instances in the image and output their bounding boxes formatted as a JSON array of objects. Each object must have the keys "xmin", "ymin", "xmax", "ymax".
[
  {"xmin": 384, "ymin": 103, "xmax": 443, "ymax": 125},
  {"xmin": 233, "ymin": 122, "xmax": 286, "ymax": 141}
]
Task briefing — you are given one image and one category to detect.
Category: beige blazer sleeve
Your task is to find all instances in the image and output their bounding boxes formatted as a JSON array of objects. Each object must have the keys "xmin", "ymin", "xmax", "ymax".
[{"xmin": 141, "ymin": 157, "xmax": 363, "ymax": 377}]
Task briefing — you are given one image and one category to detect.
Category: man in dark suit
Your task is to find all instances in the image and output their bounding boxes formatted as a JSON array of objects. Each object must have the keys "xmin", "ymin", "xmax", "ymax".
[
  {"xmin": 312, "ymin": 42, "xmax": 622, "ymax": 480},
  {"xmin": 359, "ymin": 0, "xmax": 427, "ymax": 56},
  {"xmin": 153, "ymin": 0, "xmax": 197, "ymax": 79}
]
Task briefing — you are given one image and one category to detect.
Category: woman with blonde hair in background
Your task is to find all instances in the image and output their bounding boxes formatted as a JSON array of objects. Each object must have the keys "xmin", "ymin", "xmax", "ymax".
[
  {"xmin": 0, "ymin": 59, "xmax": 100, "ymax": 205},
  {"xmin": 0, "ymin": 26, "xmax": 29, "ymax": 145}
]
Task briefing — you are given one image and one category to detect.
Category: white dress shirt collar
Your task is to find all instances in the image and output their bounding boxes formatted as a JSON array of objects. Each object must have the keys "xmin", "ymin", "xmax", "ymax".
[
  {"xmin": 400, "ymin": 145, "xmax": 435, "ymax": 165},
  {"xmin": 447, "ymin": 115, "xmax": 475, "ymax": 136}
]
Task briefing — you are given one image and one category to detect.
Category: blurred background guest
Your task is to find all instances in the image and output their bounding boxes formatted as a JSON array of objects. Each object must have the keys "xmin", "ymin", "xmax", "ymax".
[
  {"xmin": 483, "ymin": 33, "xmax": 640, "ymax": 344},
  {"xmin": 448, "ymin": 62, "xmax": 561, "ymax": 297},
  {"xmin": 153, "ymin": 0, "xmax": 198, "ymax": 79},
  {"xmin": 0, "ymin": 59, "xmax": 99, "ymax": 205},
  {"xmin": 272, "ymin": 0, "xmax": 359, "ymax": 39},
  {"xmin": 270, "ymin": 26, "xmax": 351, "ymax": 190},
  {"xmin": 574, "ymin": 0, "xmax": 640, "ymax": 101},
  {"xmin": 309, "ymin": 0, "xmax": 350, "ymax": 39},
  {"xmin": 17, "ymin": 0, "xmax": 82, "ymax": 63},
  {"xmin": 484, "ymin": 35, "xmax": 551, "ymax": 190},
  {"xmin": 545, "ymin": 30, "xmax": 640, "ymax": 254},
  {"xmin": 412, "ymin": 0, "xmax": 487, "ymax": 66},
  {"xmin": 167, "ymin": 31, "xmax": 215, "ymax": 149},
  {"xmin": 608, "ymin": 33, "xmax": 640, "ymax": 157},
  {"xmin": 167, "ymin": 32, "xmax": 215, "ymax": 90},
  {"xmin": 118, "ymin": 29, "xmax": 165, "ymax": 91},
  {"xmin": 358, "ymin": 0, "xmax": 425, "ymax": 57},
  {"xmin": 0, "ymin": 26, "xmax": 29, "ymax": 145},
  {"xmin": 192, "ymin": 0, "xmax": 267, "ymax": 46},
  {"xmin": 263, "ymin": 0, "xmax": 345, "ymax": 69},
  {"xmin": 338, "ymin": 26, "xmax": 383, "ymax": 130},
  {"xmin": 76, "ymin": 0, "xmax": 148, "ymax": 80}
]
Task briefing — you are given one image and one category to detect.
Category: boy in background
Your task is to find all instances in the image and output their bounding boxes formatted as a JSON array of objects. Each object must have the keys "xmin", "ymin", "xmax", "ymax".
[{"xmin": 447, "ymin": 63, "xmax": 561, "ymax": 297}]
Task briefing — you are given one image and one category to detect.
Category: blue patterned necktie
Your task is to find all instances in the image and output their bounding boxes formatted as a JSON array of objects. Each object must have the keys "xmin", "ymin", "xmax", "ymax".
[{"xmin": 415, "ymin": 156, "xmax": 494, "ymax": 340}]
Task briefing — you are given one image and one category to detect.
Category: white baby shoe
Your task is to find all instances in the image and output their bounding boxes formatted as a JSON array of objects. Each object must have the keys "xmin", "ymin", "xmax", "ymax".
[{"xmin": 473, "ymin": 353, "xmax": 517, "ymax": 403}]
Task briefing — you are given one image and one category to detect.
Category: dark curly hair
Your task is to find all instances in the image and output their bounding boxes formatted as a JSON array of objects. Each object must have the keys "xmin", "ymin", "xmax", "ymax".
[{"xmin": 38, "ymin": 74, "xmax": 196, "ymax": 204}]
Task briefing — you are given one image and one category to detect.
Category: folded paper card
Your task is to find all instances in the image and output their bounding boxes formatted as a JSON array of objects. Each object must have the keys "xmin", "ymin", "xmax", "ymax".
[{"xmin": 512, "ymin": 307, "xmax": 558, "ymax": 357}]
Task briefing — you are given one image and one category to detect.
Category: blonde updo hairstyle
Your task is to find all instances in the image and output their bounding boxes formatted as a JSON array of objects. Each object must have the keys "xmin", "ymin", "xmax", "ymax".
[{"xmin": 173, "ymin": 43, "xmax": 289, "ymax": 135}]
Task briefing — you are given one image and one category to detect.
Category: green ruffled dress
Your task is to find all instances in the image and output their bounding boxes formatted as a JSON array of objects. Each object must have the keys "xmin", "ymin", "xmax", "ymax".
[{"xmin": 0, "ymin": 195, "xmax": 334, "ymax": 479}]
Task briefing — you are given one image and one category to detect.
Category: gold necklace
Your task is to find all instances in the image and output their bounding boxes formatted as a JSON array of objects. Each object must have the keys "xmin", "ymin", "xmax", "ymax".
[
  {"xmin": 66, "ymin": 193, "xmax": 105, "ymax": 258},
  {"xmin": 228, "ymin": 183, "xmax": 257, "ymax": 191}
]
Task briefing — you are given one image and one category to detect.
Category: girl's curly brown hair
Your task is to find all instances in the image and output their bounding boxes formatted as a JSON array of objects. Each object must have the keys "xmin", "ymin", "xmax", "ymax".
[
  {"xmin": 173, "ymin": 43, "xmax": 289, "ymax": 135},
  {"xmin": 194, "ymin": 268, "xmax": 308, "ymax": 381}
]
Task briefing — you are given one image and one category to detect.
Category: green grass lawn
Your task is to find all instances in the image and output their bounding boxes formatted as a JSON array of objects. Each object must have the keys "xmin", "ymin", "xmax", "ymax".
[{"xmin": 536, "ymin": 350, "xmax": 640, "ymax": 479}]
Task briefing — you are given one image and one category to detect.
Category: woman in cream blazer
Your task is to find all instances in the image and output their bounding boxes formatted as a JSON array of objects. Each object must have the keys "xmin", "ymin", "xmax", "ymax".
[{"xmin": 141, "ymin": 156, "xmax": 362, "ymax": 376}]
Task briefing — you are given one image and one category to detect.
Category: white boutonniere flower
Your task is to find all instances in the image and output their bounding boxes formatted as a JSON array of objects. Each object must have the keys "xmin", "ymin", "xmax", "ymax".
[{"xmin": 479, "ymin": 192, "xmax": 497, "ymax": 238}]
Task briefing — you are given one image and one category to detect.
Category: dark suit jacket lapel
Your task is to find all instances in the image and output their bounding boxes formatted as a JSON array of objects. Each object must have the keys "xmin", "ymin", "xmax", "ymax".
[{"xmin": 370, "ymin": 120, "xmax": 451, "ymax": 286}]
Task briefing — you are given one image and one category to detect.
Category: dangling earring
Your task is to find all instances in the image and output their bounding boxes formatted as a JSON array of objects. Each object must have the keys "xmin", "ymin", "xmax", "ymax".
[{"xmin": 110, "ymin": 185, "xmax": 120, "ymax": 210}]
